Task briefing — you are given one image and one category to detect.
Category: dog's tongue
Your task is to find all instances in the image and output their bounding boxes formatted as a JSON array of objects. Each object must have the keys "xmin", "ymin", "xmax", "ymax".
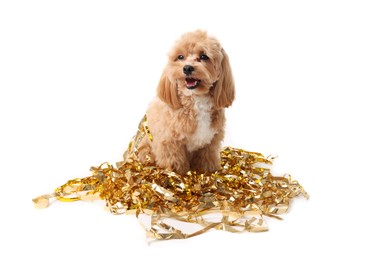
[{"xmin": 185, "ymin": 78, "xmax": 198, "ymax": 88}]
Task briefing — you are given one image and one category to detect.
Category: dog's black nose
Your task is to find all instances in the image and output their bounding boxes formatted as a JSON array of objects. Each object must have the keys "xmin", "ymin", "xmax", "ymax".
[{"xmin": 183, "ymin": 65, "xmax": 194, "ymax": 75}]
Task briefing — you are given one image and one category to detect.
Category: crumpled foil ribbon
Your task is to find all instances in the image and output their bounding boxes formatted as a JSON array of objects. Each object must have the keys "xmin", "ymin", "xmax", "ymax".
[{"xmin": 33, "ymin": 115, "xmax": 308, "ymax": 239}]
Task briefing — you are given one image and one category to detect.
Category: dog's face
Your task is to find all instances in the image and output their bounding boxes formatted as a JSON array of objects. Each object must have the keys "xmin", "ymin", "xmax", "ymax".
[
  {"xmin": 166, "ymin": 31, "xmax": 223, "ymax": 96},
  {"xmin": 158, "ymin": 30, "xmax": 235, "ymax": 109}
]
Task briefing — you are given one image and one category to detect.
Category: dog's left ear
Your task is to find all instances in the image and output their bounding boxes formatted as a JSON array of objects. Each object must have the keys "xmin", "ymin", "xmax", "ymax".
[{"xmin": 213, "ymin": 48, "xmax": 235, "ymax": 108}]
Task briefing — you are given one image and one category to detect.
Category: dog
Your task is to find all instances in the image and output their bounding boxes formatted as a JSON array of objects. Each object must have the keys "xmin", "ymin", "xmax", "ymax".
[{"xmin": 137, "ymin": 30, "xmax": 235, "ymax": 174}]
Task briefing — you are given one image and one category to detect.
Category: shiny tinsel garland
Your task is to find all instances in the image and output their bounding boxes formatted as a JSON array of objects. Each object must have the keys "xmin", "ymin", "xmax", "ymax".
[{"xmin": 33, "ymin": 116, "xmax": 308, "ymax": 239}]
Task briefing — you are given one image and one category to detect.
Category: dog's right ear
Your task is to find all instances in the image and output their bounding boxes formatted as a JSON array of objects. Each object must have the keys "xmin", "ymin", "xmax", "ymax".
[{"xmin": 157, "ymin": 72, "xmax": 182, "ymax": 109}]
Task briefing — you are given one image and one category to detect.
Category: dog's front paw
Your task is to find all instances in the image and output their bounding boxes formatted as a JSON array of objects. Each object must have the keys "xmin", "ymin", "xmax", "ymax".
[
  {"xmin": 191, "ymin": 153, "xmax": 221, "ymax": 172},
  {"xmin": 157, "ymin": 160, "xmax": 190, "ymax": 175}
]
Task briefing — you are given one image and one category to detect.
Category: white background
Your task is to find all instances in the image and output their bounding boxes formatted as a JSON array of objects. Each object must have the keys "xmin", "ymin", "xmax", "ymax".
[{"xmin": 1, "ymin": 0, "xmax": 389, "ymax": 259}]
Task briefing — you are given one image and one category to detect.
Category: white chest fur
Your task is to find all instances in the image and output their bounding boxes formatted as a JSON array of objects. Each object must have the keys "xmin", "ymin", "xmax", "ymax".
[{"xmin": 186, "ymin": 96, "xmax": 216, "ymax": 152}]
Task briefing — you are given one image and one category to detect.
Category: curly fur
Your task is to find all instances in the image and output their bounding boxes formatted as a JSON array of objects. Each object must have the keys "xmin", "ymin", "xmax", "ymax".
[{"xmin": 138, "ymin": 30, "xmax": 235, "ymax": 173}]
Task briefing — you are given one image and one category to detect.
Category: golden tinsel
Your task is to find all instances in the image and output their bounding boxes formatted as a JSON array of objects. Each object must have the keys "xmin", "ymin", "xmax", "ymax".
[{"xmin": 33, "ymin": 116, "xmax": 308, "ymax": 239}]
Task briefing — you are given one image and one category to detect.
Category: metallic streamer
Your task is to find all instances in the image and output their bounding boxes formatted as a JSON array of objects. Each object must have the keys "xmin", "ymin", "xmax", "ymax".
[{"xmin": 33, "ymin": 116, "xmax": 308, "ymax": 239}]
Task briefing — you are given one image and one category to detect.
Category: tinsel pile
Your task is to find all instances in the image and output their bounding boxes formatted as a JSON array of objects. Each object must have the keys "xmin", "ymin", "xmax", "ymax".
[{"xmin": 33, "ymin": 116, "xmax": 308, "ymax": 239}]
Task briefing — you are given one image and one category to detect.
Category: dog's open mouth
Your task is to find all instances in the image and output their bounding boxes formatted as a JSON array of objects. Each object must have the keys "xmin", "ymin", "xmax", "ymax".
[{"xmin": 185, "ymin": 78, "xmax": 200, "ymax": 89}]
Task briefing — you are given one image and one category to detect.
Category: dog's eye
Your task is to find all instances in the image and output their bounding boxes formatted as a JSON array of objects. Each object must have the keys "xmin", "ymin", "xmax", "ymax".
[
  {"xmin": 200, "ymin": 54, "xmax": 209, "ymax": 61},
  {"xmin": 177, "ymin": 55, "xmax": 184, "ymax": 60}
]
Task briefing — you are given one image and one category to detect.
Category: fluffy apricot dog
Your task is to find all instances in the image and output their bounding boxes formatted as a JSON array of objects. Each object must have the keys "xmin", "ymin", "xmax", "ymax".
[{"xmin": 138, "ymin": 30, "xmax": 235, "ymax": 173}]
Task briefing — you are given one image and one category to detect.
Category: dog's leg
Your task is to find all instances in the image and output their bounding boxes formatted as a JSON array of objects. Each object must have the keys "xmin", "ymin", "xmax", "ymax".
[
  {"xmin": 190, "ymin": 131, "xmax": 223, "ymax": 172},
  {"xmin": 154, "ymin": 140, "xmax": 190, "ymax": 174}
]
